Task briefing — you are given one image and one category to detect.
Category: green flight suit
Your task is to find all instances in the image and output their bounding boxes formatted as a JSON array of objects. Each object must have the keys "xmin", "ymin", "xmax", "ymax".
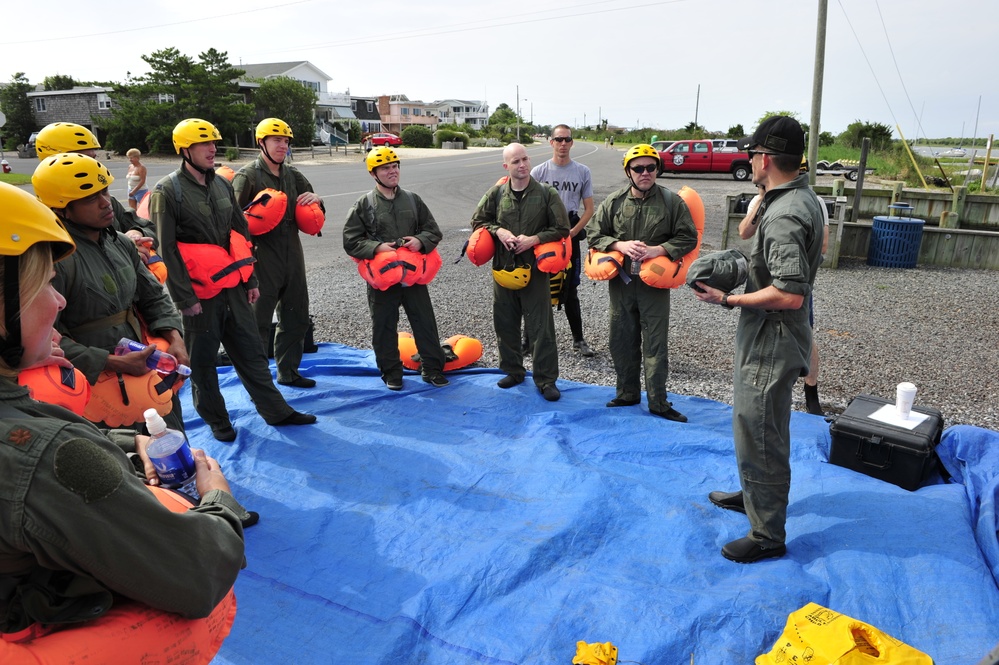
[
  {"xmin": 585, "ymin": 184, "xmax": 697, "ymax": 412},
  {"xmin": 53, "ymin": 223, "xmax": 185, "ymax": 431},
  {"xmin": 732, "ymin": 173, "xmax": 824, "ymax": 547},
  {"xmin": 0, "ymin": 378, "xmax": 245, "ymax": 632},
  {"xmin": 151, "ymin": 166, "xmax": 296, "ymax": 430},
  {"xmin": 471, "ymin": 178, "xmax": 570, "ymax": 387},
  {"xmin": 343, "ymin": 187, "xmax": 446, "ymax": 383},
  {"xmin": 112, "ymin": 195, "xmax": 157, "ymax": 244},
  {"xmin": 232, "ymin": 156, "xmax": 315, "ymax": 384}
]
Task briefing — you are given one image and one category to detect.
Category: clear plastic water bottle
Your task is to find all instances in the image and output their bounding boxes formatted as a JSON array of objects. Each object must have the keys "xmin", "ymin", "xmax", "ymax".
[
  {"xmin": 115, "ymin": 338, "xmax": 192, "ymax": 376},
  {"xmin": 143, "ymin": 408, "xmax": 199, "ymax": 501}
]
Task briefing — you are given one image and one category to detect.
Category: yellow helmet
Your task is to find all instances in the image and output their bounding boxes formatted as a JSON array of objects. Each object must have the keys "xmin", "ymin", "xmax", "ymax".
[
  {"xmin": 492, "ymin": 266, "xmax": 531, "ymax": 290},
  {"xmin": 0, "ymin": 182, "xmax": 75, "ymax": 261},
  {"xmin": 256, "ymin": 117, "xmax": 294, "ymax": 141},
  {"xmin": 172, "ymin": 118, "xmax": 221, "ymax": 154},
  {"xmin": 32, "ymin": 153, "xmax": 114, "ymax": 210},
  {"xmin": 35, "ymin": 122, "xmax": 101, "ymax": 160},
  {"xmin": 366, "ymin": 147, "xmax": 400, "ymax": 173},
  {"xmin": 623, "ymin": 144, "xmax": 661, "ymax": 170}
]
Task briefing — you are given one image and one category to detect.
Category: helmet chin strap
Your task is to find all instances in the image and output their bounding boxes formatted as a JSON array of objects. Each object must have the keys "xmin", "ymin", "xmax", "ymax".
[
  {"xmin": 1, "ymin": 255, "xmax": 25, "ymax": 368},
  {"xmin": 260, "ymin": 140, "xmax": 284, "ymax": 167},
  {"xmin": 181, "ymin": 148, "xmax": 214, "ymax": 176}
]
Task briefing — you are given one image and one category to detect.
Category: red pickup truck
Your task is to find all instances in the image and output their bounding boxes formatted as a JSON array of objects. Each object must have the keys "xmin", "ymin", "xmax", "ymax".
[{"xmin": 655, "ymin": 139, "xmax": 752, "ymax": 181}]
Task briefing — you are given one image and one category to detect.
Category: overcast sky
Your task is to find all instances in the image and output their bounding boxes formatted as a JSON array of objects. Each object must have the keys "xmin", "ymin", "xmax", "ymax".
[{"xmin": 4, "ymin": 0, "xmax": 997, "ymax": 142}]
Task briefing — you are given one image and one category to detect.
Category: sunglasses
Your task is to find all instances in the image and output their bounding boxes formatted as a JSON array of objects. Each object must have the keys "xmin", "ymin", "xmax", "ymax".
[
  {"xmin": 629, "ymin": 164, "xmax": 658, "ymax": 174},
  {"xmin": 551, "ymin": 136, "xmax": 573, "ymax": 143},
  {"xmin": 747, "ymin": 150, "xmax": 779, "ymax": 159}
]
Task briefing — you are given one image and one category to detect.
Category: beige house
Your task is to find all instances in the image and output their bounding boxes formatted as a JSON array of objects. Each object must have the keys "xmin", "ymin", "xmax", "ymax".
[{"xmin": 376, "ymin": 95, "xmax": 438, "ymax": 135}]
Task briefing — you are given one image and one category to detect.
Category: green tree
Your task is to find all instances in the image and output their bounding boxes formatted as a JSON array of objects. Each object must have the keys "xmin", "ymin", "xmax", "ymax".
[
  {"xmin": 487, "ymin": 103, "xmax": 518, "ymax": 126},
  {"xmin": 103, "ymin": 47, "xmax": 253, "ymax": 153},
  {"xmin": 252, "ymin": 76, "xmax": 317, "ymax": 148},
  {"xmin": 727, "ymin": 124, "xmax": 745, "ymax": 139},
  {"xmin": 838, "ymin": 120, "xmax": 894, "ymax": 150},
  {"xmin": 0, "ymin": 73, "xmax": 37, "ymax": 149},
  {"xmin": 43, "ymin": 75, "xmax": 77, "ymax": 91},
  {"xmin": 755, "ymin": 110, "xmax": 800, "ymax": 129}
]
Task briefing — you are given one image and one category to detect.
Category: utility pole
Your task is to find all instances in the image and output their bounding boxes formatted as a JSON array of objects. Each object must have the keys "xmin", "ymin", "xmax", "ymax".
[
  {"xmin": 516, "ymin": 84, "xmax": 520, "ymax": 142},
  {"xmin": 808, "ymin": 0, "xmax": 828, "ymax": 186},
  {"xmin": 694, "ymin": 84, "xmax": 700, "ymax": 129}
]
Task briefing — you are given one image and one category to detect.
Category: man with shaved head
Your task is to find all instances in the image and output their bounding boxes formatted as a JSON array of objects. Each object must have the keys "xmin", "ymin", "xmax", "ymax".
[{"xmin": 471, "ymin": 143, "xmax": 570, "ymax": 401}]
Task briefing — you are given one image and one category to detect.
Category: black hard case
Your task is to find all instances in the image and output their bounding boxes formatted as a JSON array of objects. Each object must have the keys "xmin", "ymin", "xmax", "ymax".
[{"xmin": 828, "ymin": 393, "xmax": 944, "ymax": 491}]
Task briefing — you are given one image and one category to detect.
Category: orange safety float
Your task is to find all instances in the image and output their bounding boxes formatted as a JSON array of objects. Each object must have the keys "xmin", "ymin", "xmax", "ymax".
[
  {"xmin": 0, "ymin": 485, "xmax": 236, "ymax": 665},
  {"xmin": 243, "ymin": 188, "xmax": 288, "ymax": 236},
  {"xmin": 82, "ymin": 336, "xmax": 185, "ymax": 428},
  {"xmin": 397, "ymin": 247, "xmax": 442, "ymax": 286},
  {"xmin": 295, "ymin": 200, "xmax": 325, "ymax": 236},
  {"xmin": 17, "ymin": 365, "xmax": 91, "ymax": 416},
  {"xmin": 638, "ymin": 185, "xmax": 705, "ymax": 289},
  {"xmin": 534, "ymin": 236, "xmax": 572, "ymax": 274},
  {"xmin": 145, "ymin": 249, "xmax": 168, "ymax": 284},
  {"xmin": 176, "ymin": 229, "xmax": 256, "ymax": 300},
  {"xmin": 584, "ymin": 249, "xmax": 626, "ymax": 281},
  {"xmin": 215, "ymin": 164, "xmax": 237, "ymax": 182},
  {"xmin": 353, "ymin": 251, "xmax": 406, "ymax": 291},
  {"xmin": 463, "ymin": 227, "xmax": 495, "ymax": 266},
  {"xmin": 136, "ymin": 190, "xmax": 152, "ymax": 220},
  {"xmin": 398, "ymin": 332, "xmax": 482, "ymax": 372}
]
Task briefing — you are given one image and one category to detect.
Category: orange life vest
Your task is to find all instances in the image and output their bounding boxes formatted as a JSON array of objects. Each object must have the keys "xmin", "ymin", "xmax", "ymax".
[
  {"xmin": 0, "ymin": 485, "xmax": 236, "ymax": 665},
  {"xmin": 354, "ymin": 251, "xmax": 407, "ymax": 291},
  {"xmin": 243, "ymin": 188, "xmax": 287, "ymax": 236},
  {"xmin": 17, "ymin": 365, "xmax": 91, "ymax": 416},
  {"xmin": 295, "ymin": 200, "xmax": 325, "ymax": 236},
  {"xmin": 584, "ymin": 249, "xmax": 626, "ymax": 281},
  {"xmin": 397, "ymin": 247, "xmax": 442, "ymax": 286},
  {"xmin": 463, "ymin": 227, "xmax": 495, "ymax": 267},
  {"xmin": 534, "ymin": 236, "xmax": 572, "ymax": 274},
  {"xmin": 176, "ymin": 230, "xmax": 256, "ymax": 300},
  {"xmin": 215, "ymin": 164, "xmax": 236, "ymax": 182},
  {"xmin": 638, "ymin": 185, "xmax": 706, "ymax": 289},
  {"xmin": 398, "ymin": 332, "xmax": 482, "ymax": 372}
]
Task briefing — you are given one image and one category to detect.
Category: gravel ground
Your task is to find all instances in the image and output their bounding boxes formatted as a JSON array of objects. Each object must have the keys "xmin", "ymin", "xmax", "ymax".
[{"xmin": 288, "ymin": 147, "xmax": 999, "ymax": 433}]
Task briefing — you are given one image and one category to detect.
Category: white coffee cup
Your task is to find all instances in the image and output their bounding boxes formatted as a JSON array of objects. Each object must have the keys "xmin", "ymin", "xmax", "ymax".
[{"xmin": 896, "ymin": 382, "xmax": 917, "ymax": 419}]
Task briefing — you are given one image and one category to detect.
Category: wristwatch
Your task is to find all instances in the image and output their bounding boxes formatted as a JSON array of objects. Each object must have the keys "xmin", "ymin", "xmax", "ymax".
[{"xmin": 721, "ymin": 293, "xmax": 734, "ymax": 310}]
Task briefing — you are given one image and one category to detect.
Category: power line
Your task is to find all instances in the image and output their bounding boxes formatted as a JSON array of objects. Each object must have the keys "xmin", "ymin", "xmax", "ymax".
[
  {"xmin": 874, "ymin": 0, "xmax": 925, "ymax": 142},
  {"xmin": 835, "ymin": 0, "xmax": 900, "ymax": 130}
]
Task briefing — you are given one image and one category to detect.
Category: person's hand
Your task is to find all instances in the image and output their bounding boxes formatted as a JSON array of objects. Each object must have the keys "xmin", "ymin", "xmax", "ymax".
[
  {"xmin": 374, "ymin": 242, "xmax": 396, "ymax": 254},
  {"xmin": 105, "ymin": 344, "xmax": 155, "ymax": 376},
  {"xmin": 396, "ymin": 236, "xmax": 422, "ymax": 251},
  {"xmin": 510, "ymin": 234, "xmax": 540, "ymax": 254},
  {"xmin": 496, "ymin": 229, "xmax": 517, "ymax": 251},
  {"xmin": 165, "ymin": 337, "xmax": 190, "ymax": 369},
  {"xmin": 181, "ymin": 302, "xmax": 203, "ymax": 317},
  {"xmin": 193, "ymin": 449, "xmax": 233, "ymax": 497},
  {"xmin": 693, "ymin": 281, "xmax": 725, "ymax": 305},
  {"xmin": 615, "ymin": 240, "xmax": 647, "ymax": 262},
  {"xmin": 246, "ymin": 287, "xmax": 260, "ymax": 305},
  {"xmin": 133, "ymin": 434, "xmax": 160, "ymax": 485},
  {"xmin": 20, "ymin": 328, "xmax": 72, "ymax": 371},
  {"xmin": 297, "ymin": 192, "xmax": 321, "ymax": 206}
]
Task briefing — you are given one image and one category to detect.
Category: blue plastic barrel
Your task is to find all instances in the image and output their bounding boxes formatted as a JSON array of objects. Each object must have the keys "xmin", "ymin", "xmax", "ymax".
[{"xmin": 867, "ymin": 214, "xmax": 924, "ymax": 268}]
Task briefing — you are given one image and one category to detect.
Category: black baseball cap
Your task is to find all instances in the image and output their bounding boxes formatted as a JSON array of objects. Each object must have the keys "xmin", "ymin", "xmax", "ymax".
[{"xmin": 737, "ymin": 116, "xmax": 805, "ymax": 155}]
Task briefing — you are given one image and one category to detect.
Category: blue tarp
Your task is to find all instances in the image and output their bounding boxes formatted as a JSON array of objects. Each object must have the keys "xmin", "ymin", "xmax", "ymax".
[{"xmin": 192, "ymin": 344, "xmax": 999, "ymax": 664}]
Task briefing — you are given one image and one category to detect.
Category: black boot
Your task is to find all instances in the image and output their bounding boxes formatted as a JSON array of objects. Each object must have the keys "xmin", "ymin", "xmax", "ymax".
[{"xmin": 804, "ymin": 383, "xmax": 823, "ymax": 415}]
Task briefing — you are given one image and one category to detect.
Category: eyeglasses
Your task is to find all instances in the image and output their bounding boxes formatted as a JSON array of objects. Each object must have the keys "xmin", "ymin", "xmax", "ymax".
[
  {"xmin": 629, "ymin": 164, "xmax": 658, "ymax": 174},
  {"xmin": 748, "ymin": 150, "xmax": 779, "ymax": 159},
  {"xmin": 551, "ymin": 136, "xmax": 573, "ymax": 143}
]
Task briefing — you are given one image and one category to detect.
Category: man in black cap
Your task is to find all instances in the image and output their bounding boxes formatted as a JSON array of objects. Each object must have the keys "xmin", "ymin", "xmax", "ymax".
[{"xmin": 692, "ymin": 116, "xmax": 824, "ymax": 563}]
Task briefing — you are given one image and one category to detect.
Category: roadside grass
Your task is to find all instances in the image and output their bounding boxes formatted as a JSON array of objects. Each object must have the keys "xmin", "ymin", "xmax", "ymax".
[{"xmin": 0, "ymin": 173, "xmax": 31, "ymax": 186}]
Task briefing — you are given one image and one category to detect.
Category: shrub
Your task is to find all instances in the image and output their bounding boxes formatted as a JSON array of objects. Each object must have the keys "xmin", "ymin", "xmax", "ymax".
[
  {"xmin": 225, "ymin": 147, "xmax": 240, "ymax": 161},
  {"xmin": 434, "ymin": 129, "xmax": 469, "ymax": 148},
  {"xmin": 401, "ymin": 125, "xmax": 433, "ymax": 148}
]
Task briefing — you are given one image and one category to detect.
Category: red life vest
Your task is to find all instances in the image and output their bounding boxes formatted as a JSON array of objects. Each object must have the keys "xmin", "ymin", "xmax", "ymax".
[
  {"xmin": 397, "ymin": 247, "xmax": 442, "ymax": 286},
  {"xmin": 638, "ymin": 185, "xmax": 705, "ymax": 289},
  {"xmin": 176, "ymin": 230, "xmax": 256, "ymax": 300}
]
